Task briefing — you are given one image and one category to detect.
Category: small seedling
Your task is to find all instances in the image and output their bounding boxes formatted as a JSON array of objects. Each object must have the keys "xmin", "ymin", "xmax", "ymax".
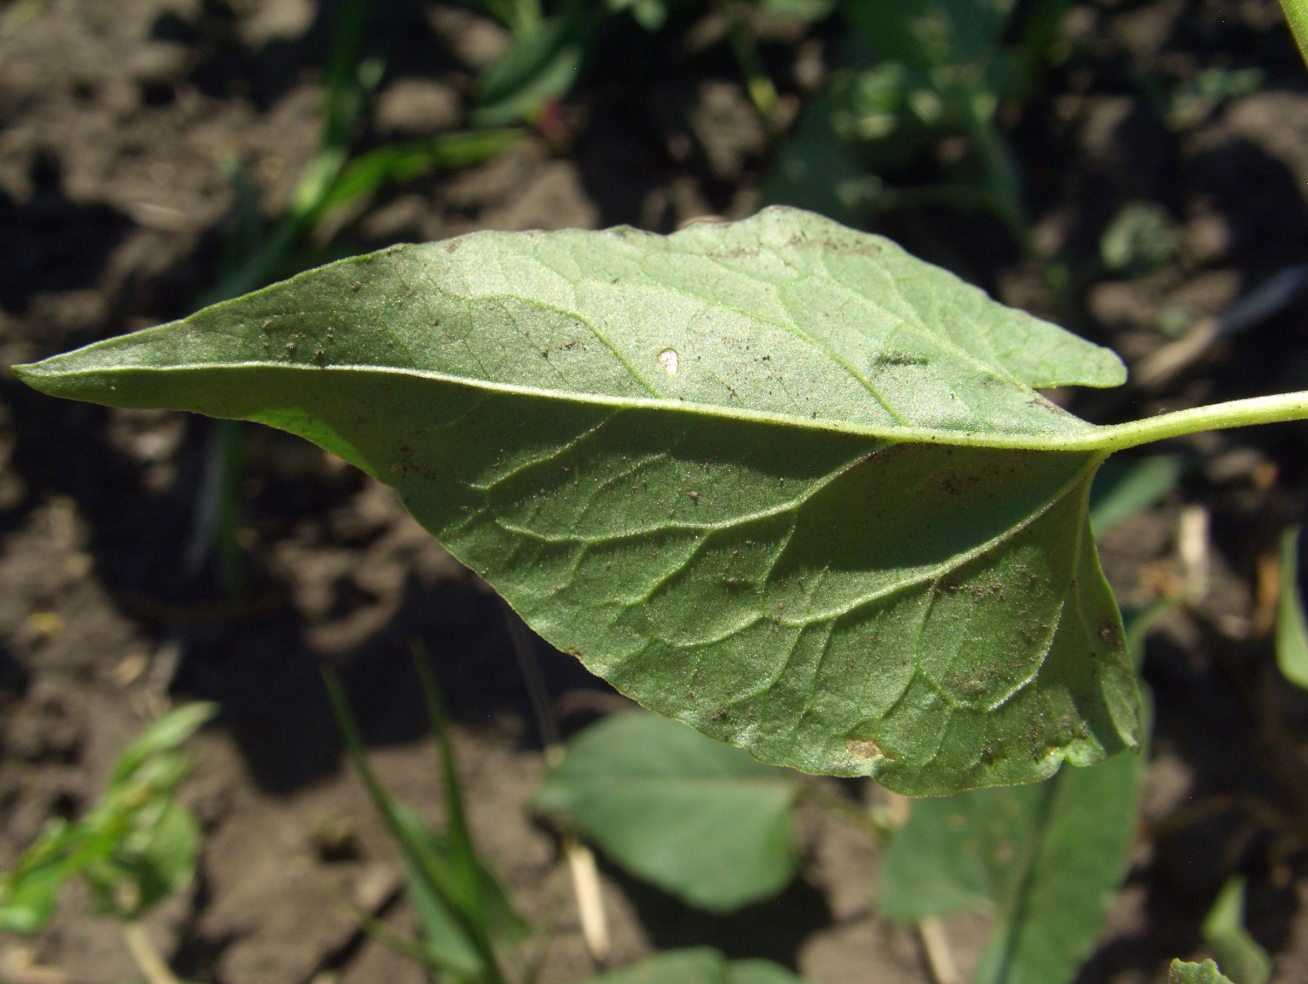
[
  {"xmin": 324, "ymin": 649, "xmax": 813, "ymax": 983},
  {"xmin": 0, "ymin": 703, "xmax": 217, "ymax": 984},
  {"xmin": 470, "ymin": 0, "xmax": 831, "ymax": 130},
  {"xmin": 322, "ymin": 652, "xmax": 529, "ymax": 984}
]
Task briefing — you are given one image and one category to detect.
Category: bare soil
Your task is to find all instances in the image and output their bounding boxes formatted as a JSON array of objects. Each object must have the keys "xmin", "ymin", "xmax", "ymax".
[{"xmin": 3, "ymin": 1, "xmax": 1308, "ymax": 982}]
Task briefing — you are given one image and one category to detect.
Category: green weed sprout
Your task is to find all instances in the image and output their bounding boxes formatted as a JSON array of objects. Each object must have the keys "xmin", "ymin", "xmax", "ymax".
[
  {"xmin": 322, "ymin": 651, "xmax": 530, "ymax": 984},
  {"xmin": 0, "ymin": 703, "xmax": 217, "ymax": 984},
  {"xmin": 323, "ymin": 649, "xmax": 809, "ymax": 984}
]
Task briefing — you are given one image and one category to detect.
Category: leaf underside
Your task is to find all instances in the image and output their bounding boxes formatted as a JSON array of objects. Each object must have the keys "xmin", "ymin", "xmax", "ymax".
[{"xmin": 15, "ymin": 207, "xmax": 1140, "ymax": 795}]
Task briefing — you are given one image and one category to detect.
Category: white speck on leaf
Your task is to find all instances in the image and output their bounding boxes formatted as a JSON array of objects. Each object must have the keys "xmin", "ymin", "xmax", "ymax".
[{"xmin": 658, "ymin": 348, "xmax": 679, "ymax": 376}]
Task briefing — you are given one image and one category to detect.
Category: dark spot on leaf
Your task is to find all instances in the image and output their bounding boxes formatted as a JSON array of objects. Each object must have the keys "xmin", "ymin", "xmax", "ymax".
[{"xmin": 874, "ymin": 352, "xmax": 928, "ymax": 367}]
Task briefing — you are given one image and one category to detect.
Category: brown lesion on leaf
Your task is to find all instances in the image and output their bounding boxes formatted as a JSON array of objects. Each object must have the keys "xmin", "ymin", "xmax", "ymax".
[{"xmin": 846, "ymin": 735, "xmax": 894, "ymax": 762}]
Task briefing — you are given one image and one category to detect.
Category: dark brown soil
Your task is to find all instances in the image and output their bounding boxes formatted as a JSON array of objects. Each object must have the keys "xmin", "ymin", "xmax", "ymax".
[{"xmin": 3, "ymin": 1, "xmax": 1308, "ymax": 982}]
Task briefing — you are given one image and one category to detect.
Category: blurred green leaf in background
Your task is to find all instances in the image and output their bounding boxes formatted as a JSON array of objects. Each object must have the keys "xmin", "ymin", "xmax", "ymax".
[{"xmin": 536, "ymin": 712, "xmax": 801, "ymax": 912}]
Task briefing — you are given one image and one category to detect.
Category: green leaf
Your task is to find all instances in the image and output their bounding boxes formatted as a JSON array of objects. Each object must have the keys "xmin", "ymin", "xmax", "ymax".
[
  {"xmin": 111, "ymin": 799, "xmax": 201, "ymax": 914},
  {"xmin": 606, "ymin": 0, "xmax": 671, "ymax": 31},
  {"xmin": 1170, "ymin": 960, "xmax": 1236, "ymax": 984},
  {"xmin": 392, "ymin": 806, "xmax": 494, "ymax": 982},
  {"xmin": 0, "ymin": 855, "xmax": 69, "ymax": 934},
  {"xmin": 536, "ymin": 712, "xmax": 799, "ymax": 911},
  {"xmin": 584, "ymin": 948, "xmax": 807, "ymax": 984},
  {"xmin": 314, "ymin": 130, "xmax": 523, "ymax": 223},
  {"xmin": 1277, "ymin": 526, "xmax": 1308, "ymax": 689},
  {"xmin": 1202, "ymin": 878, "xmax": 1271, "ymax": 984},
  {"xmin": 1279, "ymin": 0, "xmax": 1308, "ymax": 68},
  {"xmin": 109, "ymin": 703, "xmax": 217, "ymax": 787},
  {"xmin": 393, "ymin": 805, "xmax": 528, "ymax": 947},
  {"xmin": 0, "ymin": 705, "xmax": 211, "ymax": 928},
  {"xmin": 760, "ymin": 0, "xmax": 836, "ymax": 20},
  {"xmin": 473, "ymin": 2, "xmax": 601, "ymax": 126},
  {"xmin": 24, "ymin": 208, "xmax": 1308, "ymax": 792},
  {"xmin": 880, "ymin": 782, "xmax": 1046, "ymax": 920},
  {"xmin": 881, "ymin": 744, "xmax": 1143, "ymax": 984},
  {"xmin": 725, "ymin": 960, "xmax": 809, "ymax": 984},
  {"xmin": 841, "ymin": 0, "xmax": 1021, "ymax": 67},
  {"xmin": 1100, "ymin": 202, "xmax": 1178, "ymax": 277}
]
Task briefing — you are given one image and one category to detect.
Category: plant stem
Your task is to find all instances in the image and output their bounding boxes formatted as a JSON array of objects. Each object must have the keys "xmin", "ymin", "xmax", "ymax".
[
  {"xmin": 918, "ymin": 917, "xmax": 961, "ymax": 984},
  {"xmin": 1093, "ymin": 391, "xmax": 1308, "ymax": 452},
  {"xmin": 120, "ymin": 922, "xmax": 182, "ymax": 984}
]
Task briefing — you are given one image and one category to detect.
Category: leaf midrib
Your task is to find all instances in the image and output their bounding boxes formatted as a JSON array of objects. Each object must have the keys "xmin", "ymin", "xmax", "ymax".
[{"xmin": 53, "ymin": 361, "xmax": 1117, "ymax": 451}]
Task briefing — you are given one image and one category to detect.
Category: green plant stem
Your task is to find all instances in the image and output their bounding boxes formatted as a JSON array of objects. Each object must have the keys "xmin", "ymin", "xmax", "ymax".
[
  {"xmin": 323, "ymin": 0, "xmax": 376, "ymax": 149},
  {"xmin": 121, "ymin": 921, "xmax": 183, "ymax": 984},
  {"xmin": 837, "ymin": 391, "xmax": 1308, "ymax": 452},
  {"xmin": 1090, "ymin": 392, "xmax": 1308, "ymax": 451}
]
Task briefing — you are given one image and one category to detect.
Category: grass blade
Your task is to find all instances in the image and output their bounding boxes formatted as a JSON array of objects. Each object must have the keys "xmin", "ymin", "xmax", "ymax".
[{"xmin": 1276, "ymin": 526, "xmax": 1308, "ymax": 689}]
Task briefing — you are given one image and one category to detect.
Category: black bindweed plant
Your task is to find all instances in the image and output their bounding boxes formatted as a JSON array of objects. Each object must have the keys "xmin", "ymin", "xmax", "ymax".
[
  {"xmin": 14, "ymin": 205, "xmax": 1308, "ymax": 799},
  {"xmin": 14, "ymin": 199, "xmax": 1308, "ymax": 983}
]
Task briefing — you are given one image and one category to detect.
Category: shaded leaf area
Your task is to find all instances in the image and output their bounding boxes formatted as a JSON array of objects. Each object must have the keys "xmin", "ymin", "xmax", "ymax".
[
  {"xmin": 880, "ymin": 742, "xmax": 1143, "ymax": 984},
  {"xmin": 15, "ymin": 208, "xmax": 1139, "ymax": 794},
  {"xmin": 536, "ymin": 712, "xmax": 800, "ymax": 912},
  {"xmin": 586, "ymin": 947, "xmax": 806, "ymax": 984}
]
